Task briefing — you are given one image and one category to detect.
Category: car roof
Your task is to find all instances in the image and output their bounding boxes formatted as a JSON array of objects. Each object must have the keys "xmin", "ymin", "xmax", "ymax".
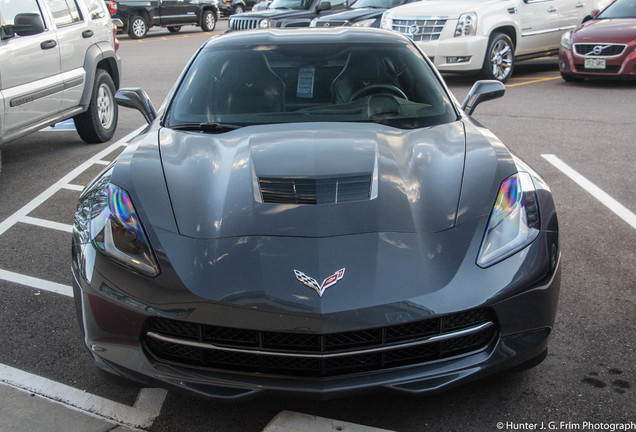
[{"xmin": 205, "ymin": 28, "xmax": 412, "ymax": 49}]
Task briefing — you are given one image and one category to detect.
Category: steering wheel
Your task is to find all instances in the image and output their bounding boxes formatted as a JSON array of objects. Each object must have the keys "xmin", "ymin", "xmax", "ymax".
[{"xmin": 349, "ymin": 84, "xmax": 408, "ymax": 102}]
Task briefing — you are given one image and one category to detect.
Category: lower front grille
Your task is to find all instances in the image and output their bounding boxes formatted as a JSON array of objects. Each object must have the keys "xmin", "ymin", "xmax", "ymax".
[
  {"xmin": 575, "ymin": 64, "xmax": 621, "ymax": 74},
  {"xmin": 143, "ymin": 308, "xmax": 497, "ymax": 377}
]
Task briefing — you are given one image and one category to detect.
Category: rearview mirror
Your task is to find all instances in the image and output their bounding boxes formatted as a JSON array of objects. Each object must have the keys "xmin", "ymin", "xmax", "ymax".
[
  {"xmin": 461, "ymin": 80, "xmax": 505, "ymax": 116},
  {"xmin": 116, "ymin": 88, "xmax": 157, "ymax": 124},
  {"xmin": 318, "ymin": 1, "xmax": 332, "ymax": 11}
]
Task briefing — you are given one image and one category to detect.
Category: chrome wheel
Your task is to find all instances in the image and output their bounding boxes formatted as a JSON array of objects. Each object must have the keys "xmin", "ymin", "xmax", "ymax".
[
  {"xmin": 202, "ymin": 10, "xmax": 216, "ymax": 31},
  {"xmin": 129, "ymin": 16, "xmax": 147, "ymax": 39},
  {"xmin": 481, "ymin": 33, "xmax": 515, "ymax": 82}
]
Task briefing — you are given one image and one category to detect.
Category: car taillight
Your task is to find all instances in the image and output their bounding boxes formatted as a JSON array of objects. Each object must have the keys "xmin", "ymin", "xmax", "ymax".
[
  {"xmin": 112, "ymin": 23, "xmax": 119, "ymax": 52},
  {"xmin": 108, "ymin": 1, "xmax": 118, "ymax": 15}
]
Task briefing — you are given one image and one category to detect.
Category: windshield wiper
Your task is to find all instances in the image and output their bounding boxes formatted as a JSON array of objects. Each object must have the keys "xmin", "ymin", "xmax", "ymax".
[{"xmin": 168, "ymin": 122, "xmax": 242, "ymax": 133}]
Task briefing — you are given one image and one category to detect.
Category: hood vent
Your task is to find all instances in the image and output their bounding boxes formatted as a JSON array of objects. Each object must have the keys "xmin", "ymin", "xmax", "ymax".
[{"xmin": 259, "ymin": 175, "xmax": 372, "ymax": 205}]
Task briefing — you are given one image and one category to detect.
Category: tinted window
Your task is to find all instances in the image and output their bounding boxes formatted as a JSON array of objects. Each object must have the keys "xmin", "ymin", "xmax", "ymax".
[
  {"xmin": 45, "ymin": 0, "xmax": 83, "ymax": 27},
  {"xmin": 167, "ymin": 42, "xmax": 456, "ymax": 130},
  {"xmin": 268, "ymin": 0, "xmax": 313, "ymax": 10},
  {"xmin": 85, "ymin": 0, "xmax": 106, "ymax": 19},
  {"xmin": 598, "ymin": 0, "xmax": 636, "ymax": 17}
]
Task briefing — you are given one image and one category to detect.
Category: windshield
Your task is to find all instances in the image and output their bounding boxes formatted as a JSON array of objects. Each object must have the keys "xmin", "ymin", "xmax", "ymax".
[
  {"xmin": 268, "ymin": 0, "xmax": 312, "ymax": 9},
  {"xmin": 166, "ymin": 41, "xmax": 457, "ymax": 130},
  {"xmin": 352, "ymin": 0, "xmax": 407, "ymax": 8},
  {"xmin": 598, "ymin": 0, "xmax": 636, "ymax": 18}
]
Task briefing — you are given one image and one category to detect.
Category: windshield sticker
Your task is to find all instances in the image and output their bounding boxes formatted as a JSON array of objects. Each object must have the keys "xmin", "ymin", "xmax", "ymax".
[{"xmin": 297, "ymin": 66, "xmax": 315, "ymax": 99}]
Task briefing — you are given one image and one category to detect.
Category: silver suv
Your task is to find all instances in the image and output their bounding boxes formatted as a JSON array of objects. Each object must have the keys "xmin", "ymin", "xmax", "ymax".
[{"xmin": 0, "ymin": 0, "xmax": 121, "ymax": 172}]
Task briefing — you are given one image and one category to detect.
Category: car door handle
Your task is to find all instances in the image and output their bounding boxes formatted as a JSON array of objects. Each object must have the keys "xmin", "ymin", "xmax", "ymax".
[
  {"xmin": 547, "ymin": 6, "xmax": 557, "ymax": 12},
  {"xmin": 40, "ymin": 40, "xmax": 57, "ymax": 50},
  {"xmin": 82, "ymin": 30, "xmax": 94, "ymax": 38}
]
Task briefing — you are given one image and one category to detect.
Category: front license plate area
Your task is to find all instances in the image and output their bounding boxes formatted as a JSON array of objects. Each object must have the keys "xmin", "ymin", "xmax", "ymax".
[{"xmin": 585, "ymin": 57, "xmax": 606, "ymax": 69}]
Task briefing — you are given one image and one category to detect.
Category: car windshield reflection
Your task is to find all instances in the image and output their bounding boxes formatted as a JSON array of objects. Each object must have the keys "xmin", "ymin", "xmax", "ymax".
[{"xmin": 166, "ymin": 42, "xmax": 456, "ymax": 131}]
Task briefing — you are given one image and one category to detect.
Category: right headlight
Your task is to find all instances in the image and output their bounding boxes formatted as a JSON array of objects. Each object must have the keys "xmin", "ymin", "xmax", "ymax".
[
  {"xmin": 560, "ymin": 31, "xmax": 572, "ymax": 50},
  {"xmin": 455, "ymin": 12, "xmax": 477, "ymax": 37},
  {"xmin": 380, "ymin": 11, "xmax": 392, "ymax": 30},
  {"xmin": 477, "ymin": 172, "xmax": 540, "ymax": 268},
  {"xmin": 74, "ymin": 167, "xmax": 160, "ymax": 277}
]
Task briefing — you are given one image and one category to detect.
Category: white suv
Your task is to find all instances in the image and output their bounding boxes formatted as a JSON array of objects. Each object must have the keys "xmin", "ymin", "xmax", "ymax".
[
  {"xmin": 381, "ymin": 0, "xmax": 597, "ymax": 81},
  {"xmin": 0, "ymin": 0, "xmax": 121, "ymax": 172}
]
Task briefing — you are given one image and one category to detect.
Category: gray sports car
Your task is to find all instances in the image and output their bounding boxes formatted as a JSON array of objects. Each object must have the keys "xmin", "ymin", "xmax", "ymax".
[{"xmin": 72, "ymin": 28, "xmax": 560, "ymax": 399}]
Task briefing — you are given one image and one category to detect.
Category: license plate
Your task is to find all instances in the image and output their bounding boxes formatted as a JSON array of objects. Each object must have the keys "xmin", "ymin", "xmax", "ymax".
[{"xmin": 585, "ymin": 58, "xmax": 606, "ymax": 69}]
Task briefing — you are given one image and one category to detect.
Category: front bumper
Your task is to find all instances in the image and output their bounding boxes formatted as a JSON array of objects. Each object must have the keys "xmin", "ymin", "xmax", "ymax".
[
  {"xmin": 559, "ymin": 46, "xmax": 636, "ymax": 79},
  {"xmin": 416, "ymin": 35, "xmax": 489, "ymax": 74},
  {"xmin": 72, "ymin": 226, "xmax": 560, "ymax": 399}
]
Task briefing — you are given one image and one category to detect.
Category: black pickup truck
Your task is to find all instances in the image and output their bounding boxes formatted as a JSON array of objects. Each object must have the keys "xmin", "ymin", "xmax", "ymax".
[{"xmin": 105, "ymin": 0, "xmax": 220, "ymax": 39}]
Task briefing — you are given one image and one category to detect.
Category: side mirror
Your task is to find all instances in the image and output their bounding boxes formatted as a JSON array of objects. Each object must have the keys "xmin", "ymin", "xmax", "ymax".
[
  {"xmin": 13, "ymin": 13, "xmax": 46, "ymax": 36},
  {"xmin": 582, "ymin": 8, "xmax": 600, "ymax": 22},
  {"xmin": 318, "ymin": 1, "xmax": 332, "ymax": 11},
  {"xmin": 461, "ymin": 80, "xmax": 505, "ymax": 116},
  {"xmin": 116, "ymin": 88, "xmax": 157, "ymax": 124}
]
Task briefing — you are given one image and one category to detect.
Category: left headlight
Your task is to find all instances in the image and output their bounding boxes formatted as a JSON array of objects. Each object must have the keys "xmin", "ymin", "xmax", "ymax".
[
  {"xmin": 259, "ymin": 18, "xmax": 271, "ymax": 28},
  {"xmin": 74, "ymin": 167, "xmax": 160, "ymax": 277},
  {"xmin": 477, "ymin": 172, "xmax": 540, "ymax": 268},
  {"xmin": 455, "ymin": 12, "xmax": 477, "ymax": 37},
  {"xmin": 560, "ymin": 31, "xmax": 572, "ymax": 50}
]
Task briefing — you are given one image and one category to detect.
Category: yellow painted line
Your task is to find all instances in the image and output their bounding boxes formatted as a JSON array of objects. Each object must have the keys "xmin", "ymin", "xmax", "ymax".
[
  {"xmin": 506, "ymin": 76, "xmax": 561, "ymax": 87},
  {"xmin": 161, "ymin": 37, "xmax": 167, "ymax": 40}
]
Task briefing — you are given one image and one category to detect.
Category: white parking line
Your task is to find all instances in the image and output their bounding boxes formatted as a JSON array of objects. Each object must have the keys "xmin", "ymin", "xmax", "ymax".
[
  {"xmin": 0, "ymin": 126, "xmax": 142, "ymax": 237},
  {"xmin": 0, "ymin": 363, "xmax": 167, "ymax": 431},
  {"xmin": 542, "ymin": 154, "xmax": 636, "ymax": 230},
  {"xmin": 21, "ymin": 216, "xmax": 73, "ymax": 233},
  {"xmin": 0, "ymin": 269, "xmax": 72, "ymax": 297},
  {"xmin": 62, "ymin": 184, "xmax": 86, "ymax": 191},
  {"xmin": 0, "ymin": 126, "xmax": 168, "ymax": 429}
]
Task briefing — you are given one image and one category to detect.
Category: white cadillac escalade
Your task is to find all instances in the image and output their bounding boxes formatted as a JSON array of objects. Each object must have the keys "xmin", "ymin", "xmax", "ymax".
[{"xmin": 381, "ymin": 0, "xmax": 597, "ymax": 81}]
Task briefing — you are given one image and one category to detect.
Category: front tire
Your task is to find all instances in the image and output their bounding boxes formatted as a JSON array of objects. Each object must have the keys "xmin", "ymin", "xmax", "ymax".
[
  {"xmin": 201, "ymin": 10, "xmax": 216, "ymax": 32},
  {"xmin": 74, "ymin": 69, "xmax": 118, "ymax": 144},
  {"xmin": 233, "ymin": 4, "xmax": 245, "ymax": 14},
  {"xmin": 128, "ymin": 15, "xmax": 148, "ymax": 39},
  {"xmin": 481, "ymin": 33, "xmax": 514, "ymax": 82}
]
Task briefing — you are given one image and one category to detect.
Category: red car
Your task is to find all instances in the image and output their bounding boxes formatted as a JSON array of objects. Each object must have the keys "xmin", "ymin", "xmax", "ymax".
[{"xmin": 559, "ymin": 0, "xmax": 636, "ymax": 81}]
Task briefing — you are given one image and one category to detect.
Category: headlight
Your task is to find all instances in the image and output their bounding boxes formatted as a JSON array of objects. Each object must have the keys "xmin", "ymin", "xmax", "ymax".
[
  {"xmin": 560, "ymin": 31, "xmax": 572, "ymax": 50},
  {"xmin": 351, "ymin": 18, "xmax": 376, "ymax": 27},
  {"xmin": 477, "ymin": 172, "xmax": 540, "ymax": 268},
  {"xmin": 259, "ymin": 18, "xmax": 270, "ymax": 28},
  {"xmin": 74, "ymin": 167, "xmax": 160, "ymax": 277},
  {"xmin": 455, "ymin": 12, "xmax": 477, "ymax": 37},
  {"xmin": 380, "ymin": 11, "xmax": 391, "ymax": 30}
]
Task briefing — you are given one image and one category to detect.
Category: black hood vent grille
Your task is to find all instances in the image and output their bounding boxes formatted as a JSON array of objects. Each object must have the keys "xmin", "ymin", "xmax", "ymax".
[{"xmin": 259, "ymin": 175, "xmax": 372, "ymax": 204}]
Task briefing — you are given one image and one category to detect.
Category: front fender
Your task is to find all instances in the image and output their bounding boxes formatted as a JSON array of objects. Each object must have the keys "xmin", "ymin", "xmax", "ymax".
[{"xmin": 80, "ymin": 42, "xmax": 121, "ymax": 107}]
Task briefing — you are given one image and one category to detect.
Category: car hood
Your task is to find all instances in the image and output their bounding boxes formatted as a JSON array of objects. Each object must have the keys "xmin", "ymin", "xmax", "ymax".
[
  {"xmin": 158, "ymin": 122, "xmax": 466, "ymax": 239},
  {"xmin": 573, "ymin": 18, "xmax": 636, "ymax": 43}
]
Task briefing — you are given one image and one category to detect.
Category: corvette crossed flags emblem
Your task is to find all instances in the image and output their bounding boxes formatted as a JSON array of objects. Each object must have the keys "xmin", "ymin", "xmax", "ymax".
[{"xmin": 294, "ymin": 268, "xmax": 345, "ymax": 297}]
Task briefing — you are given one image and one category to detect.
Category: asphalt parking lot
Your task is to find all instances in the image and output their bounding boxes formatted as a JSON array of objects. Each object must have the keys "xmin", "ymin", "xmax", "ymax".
[{"xmin": 0, "ymin": 21, "xmax": 634, "ymax": 432}]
